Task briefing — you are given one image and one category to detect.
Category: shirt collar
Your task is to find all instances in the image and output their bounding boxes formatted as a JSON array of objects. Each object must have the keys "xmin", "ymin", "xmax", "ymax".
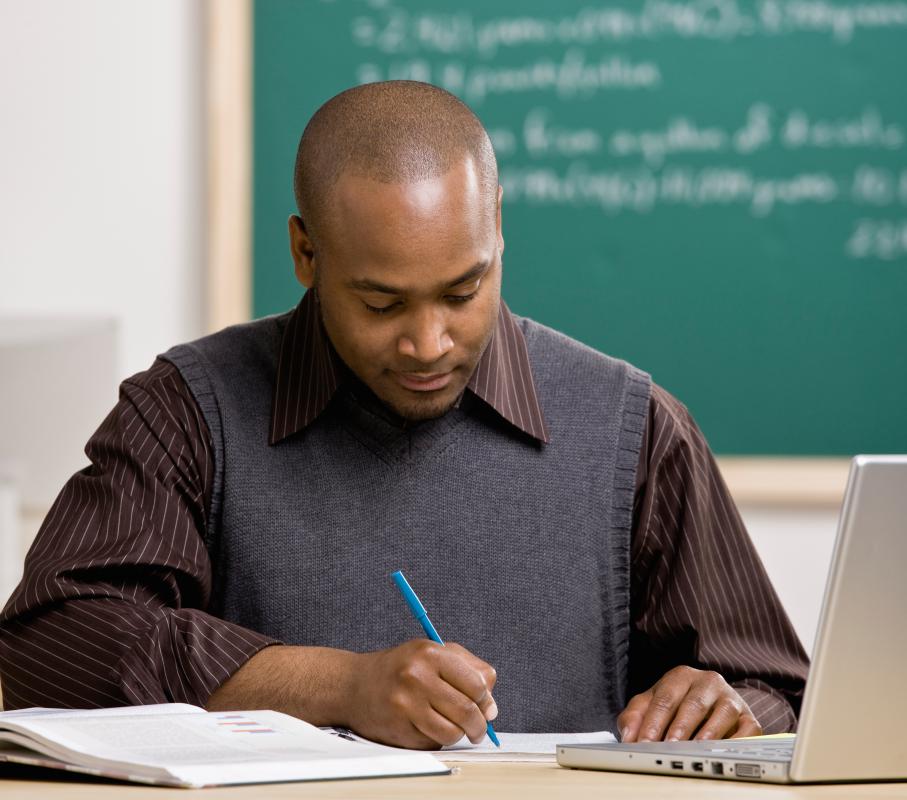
[{"xmin": 269, "ymin": 290, "xmax": 550, "ymax": 445}]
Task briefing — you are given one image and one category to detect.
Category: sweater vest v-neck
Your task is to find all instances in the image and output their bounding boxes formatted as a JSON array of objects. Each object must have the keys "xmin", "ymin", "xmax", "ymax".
[{"xmin": 163, "ymin": 313, "xmax": 650, "ymax": 733}]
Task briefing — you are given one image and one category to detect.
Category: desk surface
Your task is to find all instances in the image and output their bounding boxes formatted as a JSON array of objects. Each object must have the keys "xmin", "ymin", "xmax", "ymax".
[{"xmin": 2, "ymin": 762, "xmax": 906, "ymax": 799}]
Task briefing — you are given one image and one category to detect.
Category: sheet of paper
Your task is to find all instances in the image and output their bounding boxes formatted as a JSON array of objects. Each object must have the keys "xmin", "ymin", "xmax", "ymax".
[
  {"xmin": 435, "ymin": 730, "xmax": 616, "ymax": 762},
  {"xmin": 322, "ymin": 727, "xmax": 617, "ymax": 763}
]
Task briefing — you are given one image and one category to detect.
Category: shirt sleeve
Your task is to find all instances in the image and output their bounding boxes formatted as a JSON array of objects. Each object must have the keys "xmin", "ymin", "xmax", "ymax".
[
  {"xmin": 0, "ymin": 359, "xmax": 278, "ymax": 711},
  {"xmin": 629, "ymin": 383, "xmax": 810, "ymax": 734}
]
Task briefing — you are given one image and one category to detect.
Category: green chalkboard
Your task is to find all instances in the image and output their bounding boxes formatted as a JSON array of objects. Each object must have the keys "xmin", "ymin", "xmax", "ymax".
[{"xmin": 253, "ymin": 0, "xmax": 907, "ymax": 455}]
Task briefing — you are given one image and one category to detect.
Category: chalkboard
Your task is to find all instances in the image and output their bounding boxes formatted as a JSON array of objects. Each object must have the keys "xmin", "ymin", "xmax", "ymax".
[{"xmin": 253, "ymin": 0, "xmax": 907, "ymax": 455}]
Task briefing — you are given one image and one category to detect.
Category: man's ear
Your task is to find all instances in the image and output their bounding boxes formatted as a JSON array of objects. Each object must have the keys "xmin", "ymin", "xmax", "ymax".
[
  {"xmin": 288, "ymin": 215, "xmax": 316, "ymax": 288},
  {"xmin": 496, "ymin": 185, "xmax": 505, "ymax": 256}
]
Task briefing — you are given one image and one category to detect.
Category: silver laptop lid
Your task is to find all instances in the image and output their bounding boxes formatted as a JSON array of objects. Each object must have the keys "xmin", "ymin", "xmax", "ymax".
[{"xmin": 791, "ymin": 455, "xmax": 907, "ymax": 782}]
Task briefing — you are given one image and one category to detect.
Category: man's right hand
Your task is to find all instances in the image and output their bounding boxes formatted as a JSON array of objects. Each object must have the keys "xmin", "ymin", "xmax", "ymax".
[
  {"xmin": 206, "ymin": 640, "xmax": 498, "ymax": 750},
  {"xmin": 349, "ymin": 639, "xmax": 498, "ymax": 749}
]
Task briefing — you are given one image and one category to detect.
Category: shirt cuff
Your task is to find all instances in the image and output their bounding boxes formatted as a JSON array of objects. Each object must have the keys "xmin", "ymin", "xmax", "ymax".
[
  {"xmin": 732, "ymin": 680, "xmax": 799, "ymax": 734},
  {"xmin": 114, "ymin": 609, "xmax": 280, "ymax": 708}
]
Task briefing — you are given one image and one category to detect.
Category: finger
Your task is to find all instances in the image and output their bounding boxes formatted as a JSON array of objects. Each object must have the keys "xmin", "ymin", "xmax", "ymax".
[
  {"xmin": 437, "ymin": 647, "xmax": 494, "ymax": 709},
  {"xmin": 444, "ymin": 643, "xmax": 498, "ymax": 693},
  {"xmin": 401, "ymin": 720, "xmax": 446, "ymax": 750},
  {"xmin": 636, "ymin": 681, "xmax": 689, "ymax": 742},
  {"xmin": 616, "ymin": 691, "xmax": 653, "ymax": 742},
  {"xmin": 729, "ymin": 713, "xmax": 763, "ymax": 739},
  {"xmin": 410, "ymin": 702, "xmax": 469, "ymax": 748},
  {"xmin": 442, "ymin": 647, "xmax": 498, "ymax": 721},
  {"xmin": 664, "ymin": 682, "xmax": 723, "ymax": 741},
  {"xmin": 694, "ymin": 696, "xmax": 746, "ymax": 741},
  {"xmin": 428, "ymin": 681, "xmax": 490, "ymax": 744},
  {"xmin": 474, "ymin": 690, "xmax": 498, "ymax": 722}
]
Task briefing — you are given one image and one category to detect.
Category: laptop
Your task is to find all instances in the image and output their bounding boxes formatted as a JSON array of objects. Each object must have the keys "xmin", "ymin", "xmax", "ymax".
[{"xmin": 557, "ymin": 455, "xmax": 907, "ymax": 784}]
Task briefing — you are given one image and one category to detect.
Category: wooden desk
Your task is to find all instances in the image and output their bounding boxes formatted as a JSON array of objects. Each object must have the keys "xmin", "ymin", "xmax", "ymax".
[{"xmin": 2, "ymin": 762, "xmax": 906, "ymax": 799}]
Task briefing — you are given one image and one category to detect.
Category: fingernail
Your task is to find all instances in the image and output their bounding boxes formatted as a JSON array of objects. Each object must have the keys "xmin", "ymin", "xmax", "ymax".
[
  {"xmin": 646, "ymin": 729, "xmax": 658, "ymax": 741},
  {"xmin": 486, "ymin": 701, "xmax": 498, "ymax": 721},
  {"xmin": 670, "ymin": 728, "xmax": 684, "ymax": 740},
  {"xmin": 620, "ymin": 727, "xmax": 630, "ymax": 741}
]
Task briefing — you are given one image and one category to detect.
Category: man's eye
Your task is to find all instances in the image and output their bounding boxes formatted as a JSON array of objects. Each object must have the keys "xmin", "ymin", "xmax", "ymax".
[
  {"xmin": 447, "ymin": 291, "xmax": 478, "ymax": 304},
  {"xmin": 363, "ymin": 301, "xmax": 400, "ymax": 315}
]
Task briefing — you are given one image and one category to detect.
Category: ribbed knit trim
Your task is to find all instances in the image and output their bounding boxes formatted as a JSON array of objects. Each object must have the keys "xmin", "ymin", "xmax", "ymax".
[
  {"xmin": 160, "ymin": 345, "xmax": 225, "ymax": 554},
  {"xmin": 606, "ymin": 365, "xmax": 651, "ymax": 711}
]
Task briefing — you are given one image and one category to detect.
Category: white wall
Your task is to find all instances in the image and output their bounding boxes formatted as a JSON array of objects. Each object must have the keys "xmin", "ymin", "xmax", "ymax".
[
  {"xmin": 0, "ymin": 0, "xmax": 205, "ymax": 601},
  {"xmin": 0, "ymin": 0, "xmax": 205, "ymax": 383}
]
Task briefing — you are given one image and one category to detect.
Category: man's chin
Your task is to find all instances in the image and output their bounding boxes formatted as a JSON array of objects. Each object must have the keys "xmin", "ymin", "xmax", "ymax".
[
  {"xmin": 392, "ymin": 397, "xmax": 458, "ymax": 422},
  {"xmin": 382, "ymin": 388, "xmax": 460, "ymax": 422}
]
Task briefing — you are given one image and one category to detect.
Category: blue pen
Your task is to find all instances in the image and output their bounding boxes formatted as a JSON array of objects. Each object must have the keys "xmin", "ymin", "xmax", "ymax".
[{"xmin": 391, "ymin": 570, "xmax": 500, "ymax": 748}]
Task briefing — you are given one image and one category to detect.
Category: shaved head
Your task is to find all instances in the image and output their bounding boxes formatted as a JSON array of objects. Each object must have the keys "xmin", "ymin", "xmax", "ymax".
[
  {"xmin": 293, "ymin": 81, "xmax": 498, "ymax": 246},
  {"xmin": 287, "ymin": 82, "xmax": 505, "ymax": 422}
]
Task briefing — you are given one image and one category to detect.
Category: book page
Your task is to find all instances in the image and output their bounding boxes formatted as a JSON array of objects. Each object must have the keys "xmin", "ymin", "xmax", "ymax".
[
  {"xmin": 0, "ymin": 703, "xmax": 202, "ymax": 722},
  {"xmin": 1, "ymin": 708, "xmax": 447, "ymax": 787},
  {"xmin": 0, "ymin": 706, "xmax": 200, "ymax": 772}
]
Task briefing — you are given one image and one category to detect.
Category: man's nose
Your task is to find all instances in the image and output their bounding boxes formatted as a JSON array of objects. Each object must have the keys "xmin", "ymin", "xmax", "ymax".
[{"xmin": 398, "ymin": 307, "xmax": 454, "ymax": 364}]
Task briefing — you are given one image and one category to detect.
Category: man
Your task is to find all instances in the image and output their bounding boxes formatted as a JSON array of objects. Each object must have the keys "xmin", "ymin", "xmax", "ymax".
[{"xmin": 0, "ymin": 82, "xmax": 807, "ymax": 748}]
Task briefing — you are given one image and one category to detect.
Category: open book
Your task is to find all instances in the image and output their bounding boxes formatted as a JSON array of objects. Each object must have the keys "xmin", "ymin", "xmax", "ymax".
[{"xmin": 0, "ymin": 704, "xmax": 448, "ymax": 788}]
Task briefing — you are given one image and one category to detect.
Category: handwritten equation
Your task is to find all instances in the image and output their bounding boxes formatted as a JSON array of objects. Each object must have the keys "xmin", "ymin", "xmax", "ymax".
[{"xmin": 336, "ymin": 0, "xmax": 907, "ymax": 260}]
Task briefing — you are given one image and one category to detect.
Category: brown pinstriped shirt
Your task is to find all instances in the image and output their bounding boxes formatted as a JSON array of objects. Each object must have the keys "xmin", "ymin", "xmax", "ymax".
[{"xmin": 0, "ymin": 294, "xmax": 809, "ymax": 732}]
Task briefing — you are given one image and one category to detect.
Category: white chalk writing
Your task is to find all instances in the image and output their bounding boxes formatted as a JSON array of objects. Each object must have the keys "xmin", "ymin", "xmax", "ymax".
[
  {"xmin": 603, "ymin": 105, "xmax": 905, "ymax": 166},
  {"xmin": 488, "ymin": 104, "xmax": 904, "ymax": 162},
  {"xmin": 847, "ymin": 218, "xmax": 907, "ymax": 258},
  {"xmin": 350, "ymin": 1, "xmax": 907, "ymax": 56},
  {"xmin": 524, "ymin": 109, "xmax": 602, "ymax": 158},
  {"xmin": 609, "ymin": 119, "xmax": 729, "ymax": 168},
  {"xmin": 342, "ymin": 1, "xmax": 907, "ymax": 259},
  {"xmin": 782, "ymin": 108, "xmax": 904, "ymax": 150},
  {"xmin": 501, "ymin": 164, "xmax": 839, "ymax": 216},
  {"xmin": 356, "ymin": 50, "xmax": 661, "ymax": 104}
]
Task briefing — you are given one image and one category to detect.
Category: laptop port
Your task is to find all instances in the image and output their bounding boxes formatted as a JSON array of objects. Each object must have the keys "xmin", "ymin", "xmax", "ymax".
[
  {"xmin": 735, "ymin": 763, "xmax": 762, "ymax": 779},
  {"xmin": 670, "ymin": 761, "xmax": 684, "ymax": 770},
  {"xmin": 711, "ymin": 762, "xmax": 724, "ymax": 775},
  {"xmin": 692, "ymin": 761, "xmax": 703, "ymax": 772}
]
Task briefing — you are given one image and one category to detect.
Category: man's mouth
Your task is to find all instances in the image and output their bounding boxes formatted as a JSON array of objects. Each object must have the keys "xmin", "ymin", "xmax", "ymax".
[{"xmin": 393, "ymin": 370, "xmax": 454, "ymax": 392}]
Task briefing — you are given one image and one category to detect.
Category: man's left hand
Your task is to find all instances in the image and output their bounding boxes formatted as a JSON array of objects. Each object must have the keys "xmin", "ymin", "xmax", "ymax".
[{"xmin": 617, "ymin": 666, "xmax": 762, "ymax": 742}]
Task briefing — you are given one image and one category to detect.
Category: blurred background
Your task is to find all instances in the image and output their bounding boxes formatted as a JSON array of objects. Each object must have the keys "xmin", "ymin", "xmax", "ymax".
[{"xmin": 1, "ymin": 0, "xmax": 905, "ymax": 655}]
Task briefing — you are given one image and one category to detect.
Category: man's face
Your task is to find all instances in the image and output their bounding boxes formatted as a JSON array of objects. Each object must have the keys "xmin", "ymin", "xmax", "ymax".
[{"xmin": 291, "ymin": 157, "xmax": 503, "ymax": 421}]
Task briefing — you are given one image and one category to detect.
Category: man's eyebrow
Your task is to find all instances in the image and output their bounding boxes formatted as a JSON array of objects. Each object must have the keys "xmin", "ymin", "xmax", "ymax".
[
  {"xmin": 446, "ymin": 260, "xmax": 490, "ymax": 288},
  {"xmin": 347, "ymin": 260, "xmax": 490, "ymax": 295}
]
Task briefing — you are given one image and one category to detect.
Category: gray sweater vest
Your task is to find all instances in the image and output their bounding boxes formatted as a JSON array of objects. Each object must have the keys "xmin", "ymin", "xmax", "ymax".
[{"xmin": 163, "ymin": 313, "xmax": 650, "ymax": 733}]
